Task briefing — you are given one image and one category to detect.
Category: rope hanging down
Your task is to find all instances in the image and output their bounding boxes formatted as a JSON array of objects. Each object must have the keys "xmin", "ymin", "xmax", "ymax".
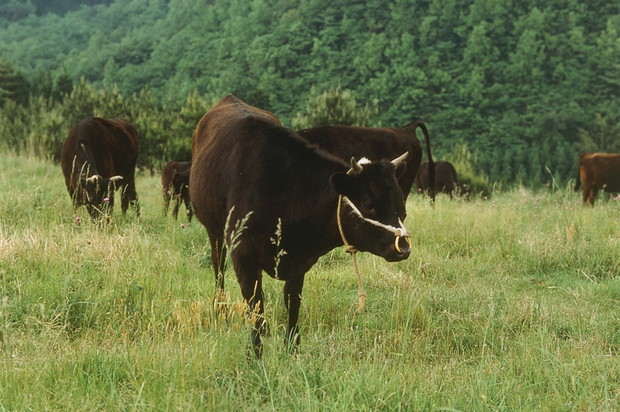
[{"xmin": 336, "ymin": 195, "xmax": 367, "ymax": 314}]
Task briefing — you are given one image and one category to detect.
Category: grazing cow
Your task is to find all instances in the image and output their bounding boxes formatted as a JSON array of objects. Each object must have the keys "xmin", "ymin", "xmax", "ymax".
[
  {"xmin": 574, "ymin": 152, "xmax": 620, "ymax": 205},
  {"xmin": 190, "ymin": 95, "xmax": 411, "ymax": 357},
  {"xmin": 162, "ymin": 161, "xmax": 193, "ymax": 222},
  {"xmin": 60, "ymin": 117, "xmax": 140, "ymax": 219},
  {"xmin": 416, "ymin": 161, "xmax": 459, "ymax": 198},
  {"xmin": 298, "ymin": 121, "xmax": 435, "ymax": 202}
]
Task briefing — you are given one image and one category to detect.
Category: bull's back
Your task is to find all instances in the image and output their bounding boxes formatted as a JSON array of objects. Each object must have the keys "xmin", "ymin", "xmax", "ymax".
[
  {"xmin": 190, "ymin": 96, "xmax": 281, "ymax": 230},
  {"xmin": 298, "ymin": 125, "xmax": 422, "ymax": 195},
  {"xmin": 299, "ymin": 126, "xmax": 417, "ymax": 160},
  {"xmin": 66, "ymin": 118, "xmax": 138, "ymax": 172},
  {"xmin": 436, "ymin": 161, "xmax": 458, "ymax": 181}
]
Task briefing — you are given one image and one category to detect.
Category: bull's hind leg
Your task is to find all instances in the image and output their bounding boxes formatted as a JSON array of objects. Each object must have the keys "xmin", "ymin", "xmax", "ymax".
[
  {"xmin": 233, "ymin": 255, "xmax": 266, "ymax": 358},
  {"xmin": 209, "ymin": 236, "xmax": 227, "ymax": 293},
  {"xmin": 184, "ymin": 198, "xmax": 193, "ymax": 223},
  {"xmin": 583, "ymin": 186, "xmax": 597, "ymax": 206}
]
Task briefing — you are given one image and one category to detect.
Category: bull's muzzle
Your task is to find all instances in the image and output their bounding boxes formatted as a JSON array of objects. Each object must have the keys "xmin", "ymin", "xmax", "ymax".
[{"xmin": 394, "ymin": 234, "xmax": 412, "ymax": 255}]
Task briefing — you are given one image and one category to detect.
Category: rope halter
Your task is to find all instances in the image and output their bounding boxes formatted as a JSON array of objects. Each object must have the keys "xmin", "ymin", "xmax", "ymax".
[
  {"xmin": 334, "ymin": 154, "xmax": 412, "ymax": 314},
  {"xmin": 337, "ymin": 195, "xmax": 412, "ymax": 255}
]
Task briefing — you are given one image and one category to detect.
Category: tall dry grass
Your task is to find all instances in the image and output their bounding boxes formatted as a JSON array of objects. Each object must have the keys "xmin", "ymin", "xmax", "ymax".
[{"xmin": 1, "ymin": 154, "xmax": 619, "ymax": 410}]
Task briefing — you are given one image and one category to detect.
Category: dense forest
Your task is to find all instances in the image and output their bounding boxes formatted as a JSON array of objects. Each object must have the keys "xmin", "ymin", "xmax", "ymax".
[{"xmin": 0, "ymin": 0, "xmax": 618, "ymax": 188}]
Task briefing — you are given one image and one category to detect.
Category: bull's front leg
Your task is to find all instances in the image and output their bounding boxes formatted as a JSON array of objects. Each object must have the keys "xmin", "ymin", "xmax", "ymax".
[
  {"xmin": 284, "ymin": 276, "xmax": 305, "ymax": 351},
  {"xmin": 172, "ymin": 194, "xmax": 182, "ymax": 220},
  {"xmin": 121, "ymin": 182, "xmax": 140, "ymax": 216},
  {"xmin": 163, "ymin": 187, "xmax": 171, "ymax": 216}
]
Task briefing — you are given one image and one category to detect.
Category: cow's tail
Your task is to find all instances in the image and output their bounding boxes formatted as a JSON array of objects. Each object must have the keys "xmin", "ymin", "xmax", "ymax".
[
  {"xmin": 414, "ymin": 121, "xmax": 435, "ymax": 204},
  {"xmin": 574, "ymin": 153, "xmax": 589, "ymax": 191}
]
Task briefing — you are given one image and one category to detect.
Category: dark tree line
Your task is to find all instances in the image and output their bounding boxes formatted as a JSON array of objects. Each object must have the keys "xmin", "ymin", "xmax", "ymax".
[{"xmin": 0, "ymin": 0, "xmax": 618, "ymax": 187}]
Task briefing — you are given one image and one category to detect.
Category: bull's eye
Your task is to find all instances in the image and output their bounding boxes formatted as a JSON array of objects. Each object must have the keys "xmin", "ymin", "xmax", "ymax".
[{"xmin": 364, "ymin": 204, "xmax": 377, "ymax": 215}]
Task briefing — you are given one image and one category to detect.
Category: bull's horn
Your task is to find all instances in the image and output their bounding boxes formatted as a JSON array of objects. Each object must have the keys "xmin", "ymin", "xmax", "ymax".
[
  {"xmin": 348, "ymin": 157, "xmax": 363, "ymax": 175},
  {"xmin": 109, "ymin": 175, "xmax": 124, "ymax": 182},
  {"xmin": 86, "ymin": 175, "xmax": 102, "ymax": 183},
  {"xmin": 391, "ymin": 152, "xmax": 408, "ymax": 167}
]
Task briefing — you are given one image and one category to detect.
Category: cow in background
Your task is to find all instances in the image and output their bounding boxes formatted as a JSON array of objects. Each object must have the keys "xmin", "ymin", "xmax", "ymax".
[
  {"xmin": 298, "ymin": 121, "xmax": 435, "ymax": 203},
  {"xmin": 190, "ymin": 95, "xmax": 411, "ymax": 357},
  {"xmin": 416, "ymin": 161, "xmax": 459, "ymax": 198},
  {"xmin": 61, "ymin": 117, "xmax": 140, "ymax": 220},
  {"xmin": 574, "ymin": 152, "xmax": 620, "ymax": 205},
  {"xmin": 161, "ymin": 160, "xmax": 193, "ymax": 222}
]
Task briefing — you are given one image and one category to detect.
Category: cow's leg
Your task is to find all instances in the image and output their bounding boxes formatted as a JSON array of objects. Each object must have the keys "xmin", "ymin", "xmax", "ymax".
[
  {"xmin": 234, "ymin": 256, "xmax": 265, "ymax": 358},
  {"xmin": 208, "ymin": 236, "xmax": 227, "ymax": 301},
  {"xmin": 121, "ymin": 181, "xmax": 140, "ymax": 216},
  {"xmin": 184, "ymin": 197, "xmax": 193, "ymax": 223},
  {"xmin": 584, "ymin": 186, "xmax": 597, "ymax": 206},
  {"xmin": 172, "ymin": 194, "xmax": 181, "ymax": 220},
  {"xmin": 589, "ymin": 187, "xmax": 598, "ymax": 205},
  {"xmin": 163, "ymin": 187, "xmax": 171, "ymax": 216},
  {"xmin": 214, "ymin": 240, "xmax": 227, "ymax": 291},
  {"xmin": 582, "ymin": 187, "xmax": 588, "ymax": 204},
  {"xmin": 284, "ymin": 275, "xmax": 305, "ymax": 351}
]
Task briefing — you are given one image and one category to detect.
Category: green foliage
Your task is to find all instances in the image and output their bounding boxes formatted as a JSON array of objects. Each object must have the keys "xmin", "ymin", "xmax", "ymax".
[
  {"xmin": 291, "ymin": 85, "xmax": 379, "ymax": 129},
  {"xmin": 0, "ymin": 79, "xmax": 208, "ymax": 169},
  {"xmin": 0, "ymin": 0, "xmax": 35, "ymax": 22},
  {"xmin": 0, "ymin": 0, "xmax": 618, "ymax": 187},
  {"xmin": 444, "ymin": 142, "xmax": 491, "ymax": 198},
  {"xmin": 577, "ymin": 112, "xmax": 620, "ymax": 154},
  {"xmin": 0, "ymin": 59, "xmax": 30, "ymax": 107}
]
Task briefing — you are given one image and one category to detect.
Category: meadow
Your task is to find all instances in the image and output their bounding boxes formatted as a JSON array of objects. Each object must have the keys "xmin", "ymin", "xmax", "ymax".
[{"xmin": 1, "ymin": 153, "xmax": 619, "ymax": 411}]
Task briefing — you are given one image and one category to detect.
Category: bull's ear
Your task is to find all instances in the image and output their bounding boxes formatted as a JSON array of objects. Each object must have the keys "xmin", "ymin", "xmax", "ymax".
[{"xmin": 330, "ymin": 173, "xmax": 356, "ymax": 197}]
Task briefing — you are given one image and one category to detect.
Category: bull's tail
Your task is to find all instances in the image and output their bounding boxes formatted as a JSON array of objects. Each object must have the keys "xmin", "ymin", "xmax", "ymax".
[
  {"xmin": 574, "ymin": 153, "xmax": 586, "ymax": 191},
  {"xmin": 411, "ymin": 121, "xmax": 435, "ymax": 204}
]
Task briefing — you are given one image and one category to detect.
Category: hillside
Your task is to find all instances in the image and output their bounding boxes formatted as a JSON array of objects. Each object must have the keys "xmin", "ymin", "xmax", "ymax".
[{"xmin": 0, "ymin": 0, "xmax": 619, "ymax": 185}]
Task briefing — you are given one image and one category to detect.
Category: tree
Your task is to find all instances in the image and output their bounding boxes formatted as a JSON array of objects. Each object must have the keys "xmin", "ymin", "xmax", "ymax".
[
  {"xmin": 0, "ymin": 59, "xmax": 30, "ymax": 107},
  {"xmin": 291, "ymin": 86, "xmax": 379, "ymax": 129},
  {"xmin": 0, "ymin": 0, "xmax": 35, "ymax": 22}
]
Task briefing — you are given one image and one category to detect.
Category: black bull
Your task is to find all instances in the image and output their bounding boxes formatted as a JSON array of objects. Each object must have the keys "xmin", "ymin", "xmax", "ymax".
[
  {"xmin": 298, "ymin": 121, "xmax": 435, "ymax": 202},
  {"xmin": 161, "ymin": 160, "xmax": 193, "ymax": 222},
  {"xmin": 190, "ymin": 95, "xmax": 411, "ymax": 356},
  {"xmin": 60, "ymin": 117, "xmax": 139, "ymax": 219},
  {"xmin": 416, "ymin": 160, "xmax": 459, "ymax": 197}
]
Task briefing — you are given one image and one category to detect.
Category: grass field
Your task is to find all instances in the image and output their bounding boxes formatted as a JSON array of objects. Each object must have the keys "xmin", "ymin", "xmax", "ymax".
[{"xmin": 1, "ymin": 154, "xmax": 619, "ymax": 411}]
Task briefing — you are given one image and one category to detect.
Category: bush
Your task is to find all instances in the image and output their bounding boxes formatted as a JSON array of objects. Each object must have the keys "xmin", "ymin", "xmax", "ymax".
[{"xmin": 445, "ymin": 143, "xmax": 492, "ymax": 198}]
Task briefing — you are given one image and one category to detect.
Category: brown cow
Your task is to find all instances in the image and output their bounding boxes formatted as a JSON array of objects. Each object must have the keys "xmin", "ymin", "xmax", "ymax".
[
  {"xmin": 162, "ymin": 161, "xmax": 193, "ymax": 222},
  {"xmin": 190, "ymin": 95, "xmax": 411, "ymax": 357},
  {"xmin": 416, "ymin": 161, "xmax": 459, "ymax": 198},
  {"xmin": 298, "ymin": 121, "xmax": 435, "ymax": 203},
  {"xmin": 575, "ymin": 152, "xmax": 620, "ymax": 205},
  {"xmin": 61, "ymin": 117, "xmax": 140, "ymax": 219}
]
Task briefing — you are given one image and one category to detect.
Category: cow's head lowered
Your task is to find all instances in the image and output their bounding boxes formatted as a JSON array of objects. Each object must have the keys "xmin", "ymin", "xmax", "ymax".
[
  {"xmin": 80, "ymin": 174, "xmax": 124, "ymax": 219},
  {"xmin": 330, "ymin": 152, "xmax": 411, "ymax": 262}
]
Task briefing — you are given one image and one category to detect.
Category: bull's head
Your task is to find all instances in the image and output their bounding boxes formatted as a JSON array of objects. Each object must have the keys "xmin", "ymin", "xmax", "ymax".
[
  {"xmin": 80, "ymin": 174, "xmax": 124, "ymax": 219},
  {"xmin": 330, "ymin": 153, "xmax": 411, "ymax": 262}
]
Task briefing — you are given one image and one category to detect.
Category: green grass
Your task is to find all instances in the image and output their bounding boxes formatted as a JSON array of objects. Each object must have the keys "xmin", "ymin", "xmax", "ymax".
[{"xmin": 1, "ymin": 154, "xmax": 619, "ymax": 411}]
